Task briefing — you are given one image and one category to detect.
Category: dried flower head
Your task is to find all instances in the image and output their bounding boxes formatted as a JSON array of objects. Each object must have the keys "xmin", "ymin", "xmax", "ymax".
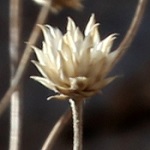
[
  {"xmin": 33, "ymin": 0, "xmax": 83, "ymax": 13},
  {"xmin": 31, "ymin": 14, "xmax": 119, "ymax": 100}
]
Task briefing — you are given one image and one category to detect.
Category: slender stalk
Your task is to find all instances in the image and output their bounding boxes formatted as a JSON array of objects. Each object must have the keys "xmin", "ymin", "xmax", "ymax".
[
  {"xmin": 0, "ymin": 3, "xmax": 50, "ymax": 116},
  {"xmin": 113, "ymin": 0, "xmax": 148, "ymax": 66},
  {"xmin": 9, "ymin": 0, "xmax": 22, "ymax": 149},
  {"xmin": 41, "ymin": 109, "xmax": 72, "ymax": 150},
  {"xmin": 69, "ymin": 99, "xmax": 83, "ymax": 150},
  {"xmin": 9, "ymin": 92, "xmax": 21, "ymax": 150}
]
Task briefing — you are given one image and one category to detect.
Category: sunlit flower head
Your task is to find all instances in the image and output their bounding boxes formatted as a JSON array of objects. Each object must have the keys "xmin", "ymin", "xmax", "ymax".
[
  {"xmin": 33, "ymin": 0, "xmax": 83, "ymax": 13},
  {"xmin": 31, "ymin": 14, "xmax": 119, "ymax": 100}
]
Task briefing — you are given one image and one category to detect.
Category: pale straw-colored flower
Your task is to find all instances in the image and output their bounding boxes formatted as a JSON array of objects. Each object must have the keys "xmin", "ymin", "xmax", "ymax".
[
  {"xmin": 31, "ymin": 14, "xmax": 119, "ymax": 100},
  {"xmin": 33, "ymin": 0, "xmax": 83, "ymax": 13}
]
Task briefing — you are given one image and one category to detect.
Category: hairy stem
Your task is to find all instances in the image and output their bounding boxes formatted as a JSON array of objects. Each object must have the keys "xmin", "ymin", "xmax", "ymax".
[
  {"xmin": 0, "ymin": 4, "xmax": 50, "ymax": 116},
  {"xmin": 41, "ymin": 109, "xmax": 72, "ymax": 150},
  {"xmin": 9, "ymin": 92, "xmax": 22, "ymax": 150},
  {"xmin": 69, "ymin": 99, "xmax": 83, "ymax": 150},
  {"xmin": 9, "ymin": 0, "xmax": 22, "ymax": 149}
]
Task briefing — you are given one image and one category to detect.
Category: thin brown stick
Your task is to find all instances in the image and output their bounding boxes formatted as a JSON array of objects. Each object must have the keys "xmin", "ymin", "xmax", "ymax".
[
  {"xmin": 113, "ymin": 0, "xmax": 148, "ymax": 65},
  {"xmin": 0, "ymin": 4, "xmax": 50, "ymax": 116},
  {"xmin": 9, "ymin": 0, "xmax": 22, "ymax": 149},
  {"xmin": 41, "ymin": 109, "xmax": 72, "ymax": 150},
  {"xmin": 40, "ymin": 0, "xmax": 148, "ymax": 149}
]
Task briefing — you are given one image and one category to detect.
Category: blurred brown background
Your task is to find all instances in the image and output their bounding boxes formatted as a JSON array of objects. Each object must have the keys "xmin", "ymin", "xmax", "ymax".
[{"xmin": 0, "ymin": 0, "xmax": 150, "ymax": 149}]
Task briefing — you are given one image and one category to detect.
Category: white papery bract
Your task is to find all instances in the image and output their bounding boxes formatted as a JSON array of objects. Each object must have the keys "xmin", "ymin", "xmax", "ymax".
[{"xmin": 31, "ymin": 14, "xmax": 119, "ymax": 100}]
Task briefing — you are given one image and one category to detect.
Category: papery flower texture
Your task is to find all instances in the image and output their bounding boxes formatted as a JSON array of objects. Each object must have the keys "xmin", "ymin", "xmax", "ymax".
[{"xmin": 31, "ymin": 14, "xmax": 119, "ymax": 100}]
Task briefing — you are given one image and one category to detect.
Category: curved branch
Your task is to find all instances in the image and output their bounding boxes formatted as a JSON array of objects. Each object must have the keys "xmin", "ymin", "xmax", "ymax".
[
  {"xmin": 41, "ymin": 109, "xmax": 72, "ymax": 150},
  {"xmin": 113, "ymin": 0, "xmax": 148, "ymax": 65},
  {"xmin": 0, "ymin": 5, "xmax": 50, "ymax": 116}
]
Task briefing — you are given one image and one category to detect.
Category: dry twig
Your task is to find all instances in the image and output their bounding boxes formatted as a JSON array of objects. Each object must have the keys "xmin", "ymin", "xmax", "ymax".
[
  {"xmin": 9, "ymin": 0, "xmax": 22, "ymax": 149},
  {"xmin": 0, "ymin": 3, "xmax": 50, "ymax": 116},
  {"xmin": 41, "ymin": 109, "xmax": 72, "ymax": 150},
  {"xmin": 113, "ymin": 0, "xmax": 148, "ymax": 66}
]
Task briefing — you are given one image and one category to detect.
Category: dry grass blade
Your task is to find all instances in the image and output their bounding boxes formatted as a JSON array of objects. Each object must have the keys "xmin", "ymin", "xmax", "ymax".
[
  {"xmin": 41, "ymin": 109, "xmax": 72, "ymax": 150},
  {"xmin": 9, "ymin": 0, "xmax": 22, "ymax": 149},
  {"xmin": 113, "ymin": 0, "xmax": 148, "ymax": 66},
  {"xmin": 0, "ymin": 4, "xmax": 50, "ymax": 116}
]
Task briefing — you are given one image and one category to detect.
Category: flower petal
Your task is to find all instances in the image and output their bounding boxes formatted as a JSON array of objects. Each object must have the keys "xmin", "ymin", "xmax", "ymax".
[
  {"xmin": 30, "ymin": 76, "xmax": 57, "ymax": 91},
  {"xmin": 101, "ymin": 76, "xmax": 118, "ymax": 87},
  {"xmin": 32, "ymin": 61, "xmax": 65, "ymax": 86},
  {"xmin": 74, "ymin": 27, "xmax": 83, "ymax": 43},
  {"xmin": 84, "ymin": 14, "xmax": 96, "ymax": 36},
  {"xmin": 90, "ymin": 24, "xmax": 100, "ymax": 45},
  {"xmin": 100, "ymin": 34, "xmax": 117, "ymax": 54},
  {"xmin": 31, "ymin": 46, "xmax": 46, "ymax": 65},
  {"xmin": 47, "ymin": 94, "xmax": 69, "ymax": 100},
  {"xmin": 88, "ymin": 76, "xmax": 117, "ymax": 92},
  {"xmin": 64, "ymin": 33, "xmax": 77, "ymax": 53},
  {"xmin": 32, "ymin": 60, "xmax": 48, "ymax": 78},
  {"xmin": 67, "ymin": 17, "xmax": 76, "ymax": 33}
]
